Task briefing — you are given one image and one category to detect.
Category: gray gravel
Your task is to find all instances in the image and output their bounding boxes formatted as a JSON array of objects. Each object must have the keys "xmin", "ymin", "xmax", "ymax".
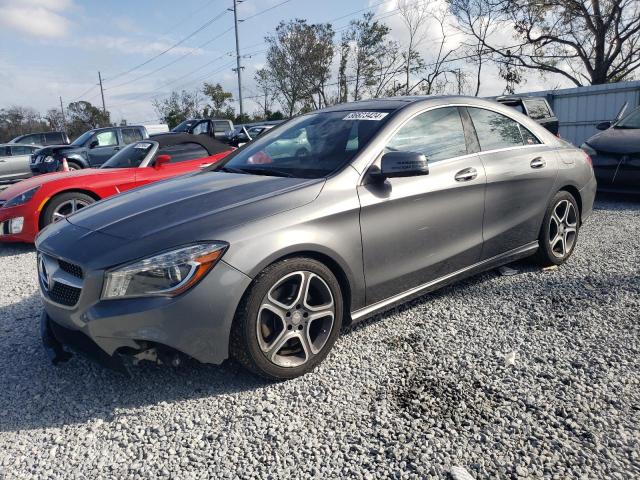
[{"xmin": 1, "ymin": 196, "xmax": 639, "ymax": 479}]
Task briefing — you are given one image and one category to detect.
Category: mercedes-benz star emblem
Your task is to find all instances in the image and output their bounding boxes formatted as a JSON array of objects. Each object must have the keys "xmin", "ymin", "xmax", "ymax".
[{"xmin": 38, "ymin": 255, "xmax": 51, "ymax": 291}]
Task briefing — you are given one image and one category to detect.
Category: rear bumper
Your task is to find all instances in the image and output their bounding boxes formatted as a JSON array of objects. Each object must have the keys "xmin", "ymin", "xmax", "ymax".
[{"xmin": 580, "ymin": 175, "xmax": 597, "ymax": 222}]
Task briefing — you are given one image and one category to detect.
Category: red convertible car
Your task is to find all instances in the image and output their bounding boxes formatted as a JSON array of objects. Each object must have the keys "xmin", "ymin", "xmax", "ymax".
[{"xmin": 0, "ymin": 133, "xmax": 232, "ymax": 243}]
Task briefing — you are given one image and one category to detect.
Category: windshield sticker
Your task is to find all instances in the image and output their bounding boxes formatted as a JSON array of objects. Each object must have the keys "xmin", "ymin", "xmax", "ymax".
[
  {"xmin": 134, "ymin": 142, "xmax": 153, "ymax": 149},
  {"xmin": 343, "ymin": 112, "xmax": 388, "ymax": 121}
]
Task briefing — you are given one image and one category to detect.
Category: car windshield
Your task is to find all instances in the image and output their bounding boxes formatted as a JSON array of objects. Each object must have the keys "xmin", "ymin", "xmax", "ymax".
[
  {"xmin": 217, "ymin": 110, "xmax": 391, "ymax": 178},
  {"xmin": 615, "ymin": 108, "xmax": 640, "ymax": 129},
  {"xmin": 172, "ymin": 120, "xmax": 198, "ymax": 133},
  {"xmin": 101, "ymin": 141, "xmax": 155, "ymax": 168},
  {"xmin": 71, "ymin": 131, "xmax": 95, "ymax": 146}
]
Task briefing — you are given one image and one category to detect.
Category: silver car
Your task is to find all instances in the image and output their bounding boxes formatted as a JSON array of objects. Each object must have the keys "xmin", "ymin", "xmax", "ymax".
[
  {"xmin": 36, "ymin": 96, "xmax": 597, "ymax": 380},
  {"xmin": 0, "ymin": 144, "xmax": 39, "ymax": 182}
]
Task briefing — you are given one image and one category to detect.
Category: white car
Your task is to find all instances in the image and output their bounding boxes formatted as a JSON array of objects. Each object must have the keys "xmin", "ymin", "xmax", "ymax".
[{"xmin": 0, "ymin": 144, "xmax": 40, "ymax": 182}]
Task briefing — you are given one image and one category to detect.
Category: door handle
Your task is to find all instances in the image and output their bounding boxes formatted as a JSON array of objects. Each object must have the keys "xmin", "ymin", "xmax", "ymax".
[
  {"xmin": 113, "ymin": 147, "xmax": 121, "ymax": 151},
  {"xmin": 530, "ymin": 157, "xmax": 546, "ymax": 169},
  {"xmin": 454, "ymin": 167, "xmax": 478, "ymax": 182}
]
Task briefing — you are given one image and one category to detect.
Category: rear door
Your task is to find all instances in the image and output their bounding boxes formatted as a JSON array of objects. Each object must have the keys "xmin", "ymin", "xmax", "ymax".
[
  {"xmin": 135, "ymin": 142, "xmax": 211, "ymax": 186},
  {"xmin": 466, "ymin": 107, "xmax": 558, "ymax": 259},
  {"xmin": 0, "ymin": 146, "xmax": 13, "ymax": 179},
  {"xmin": 87, "ymin": 129, "xmax": 120, "ymax": 166},
  {"xmin": 358, "ymin": 106, "xmax": 486, "ymax": 304}
]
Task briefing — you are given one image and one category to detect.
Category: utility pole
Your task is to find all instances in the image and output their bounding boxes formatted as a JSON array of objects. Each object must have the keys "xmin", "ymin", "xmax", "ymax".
[
  {"xmin": 59, "ymin": 96, "xmax": 66, "ymax": 129},
  {"xmin": 230, "ymin": 0, "xmax": 244, "ymax": 118},
  {"xmin": 98, "ymin": 71, "xmax": 106, "ymax": 114}
]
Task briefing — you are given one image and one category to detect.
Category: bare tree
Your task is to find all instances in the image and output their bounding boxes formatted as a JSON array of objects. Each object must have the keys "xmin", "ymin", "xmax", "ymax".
[
  {"xmin": 397, "ymin": 0, "xmax": 430, "ymax": 94},
  {"xmin": 254, "ymin": 68, "xmax": 279, "ymax": 117},
  {"xmin": 450, "ymin": 0, "xmax": 640, "ymax": 86},
  {"xmin": 448, "ymin": 0, "xmax": 499, "ymax": 95}
]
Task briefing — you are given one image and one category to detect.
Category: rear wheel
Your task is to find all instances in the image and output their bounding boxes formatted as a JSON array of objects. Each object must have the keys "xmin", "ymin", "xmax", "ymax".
[
  {"xmin": 42, "ymin": 192, "xmax": 95, "ymax": 227},
  {"xmin": 230, "ymin": 257, "xmax": 343, "ymax": 380},
  {"xmin": 534, "ymin": 191, "xmax": 580, "ymax": 266}
]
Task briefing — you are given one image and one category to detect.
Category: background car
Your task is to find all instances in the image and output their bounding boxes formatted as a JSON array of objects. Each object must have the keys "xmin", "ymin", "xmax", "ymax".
[
  {"xmin": 0, "ymin": 133, "xmax": 232, "ymax": 243},
  {"xmin": 581, "ymin": 105, "xmax": 640, "ymax": 193},
  {"xmin": 30, "ymin": 125, "xmax": 149, "ymax": 174},
  {"xmin": 10, "ymin": 131, "xmax": 70, "ymax": 146},
  {"xmin": 228, "ymin": 125, "xmax": 275, "ymax": 147},
  {"xmin": 0, "ymin": 144, "xmax": 40, "ymax": 183},
  {"xmin": 35, "ymin": 96, "xmax": 595, "ymax": 380},
  {"xmin": 171, "ymin": 118, "xmax": 233, "ymax": 141},
  {"xmin": 496, "ymin": 95, "xmax": 559, "ymax": 135}
]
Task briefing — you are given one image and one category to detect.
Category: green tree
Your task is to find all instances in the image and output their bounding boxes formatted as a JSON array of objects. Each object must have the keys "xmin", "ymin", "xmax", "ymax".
[
  {"xmin": 202, "ymin": 82, "xmax": 234, "ymax": 118},
  {"xmin": 152, "ymin": 90, "xmax": 202, "ymax": 128},
  {"xmin": 66, "ymin": 101, "xmax": 110, "ymax": 139}
]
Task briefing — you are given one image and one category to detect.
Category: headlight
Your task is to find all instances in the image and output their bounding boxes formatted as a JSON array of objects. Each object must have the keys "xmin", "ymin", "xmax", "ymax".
[
  {"xmin": 4, "ymin": 186, "xmax": 40, "ymax": 208},
  {"xmin": 102, "ymin": 242, "xmax": 228, "ymax": 299},
  {"xmin": 580, "ymin": 143, "xmax": 597, "ymax": 156},
  {"xmin": 43, "ymin": 155, "xmax": 55, "ymax": 163}
]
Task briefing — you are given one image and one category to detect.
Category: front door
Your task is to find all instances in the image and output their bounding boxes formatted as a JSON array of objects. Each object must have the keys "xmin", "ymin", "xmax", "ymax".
[
  {"xmin": 465, "ymin": 107, "xmax": 559, "ymax": 259},
  {"xmin": 87, "ymin": 129, "xmax": 120, "ymax": 167},
  {"xmin": 358, "ymin": 106, "xmax": 486, "ymax": 305}
]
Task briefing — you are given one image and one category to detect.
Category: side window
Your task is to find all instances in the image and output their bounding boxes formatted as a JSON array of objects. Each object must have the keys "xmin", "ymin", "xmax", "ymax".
[
  {"xmin": 192, "ymin": 122, "xmax": 210, "ymax": 135},
  {"xmin": 122, "ymin": 128, "xmax": 144, "ymax": 145},
  {"xmin": 524, "ymin": 99, "xmax": 550, "ymax": 120},
  {"xmin": 214, "ymin": 121, "xmax": 229, "ymax": 133},
  {"xmin": 95, "ymin": 130, "xmax": 118, "ymax": 147},
  {"xmin": 0, "ymin": 146, "xmax": 10, "ymax": 156},
  {"xmin": 156, "ymin": 143, "xmax": 209, "ymax": 164},
  {"xmin": 520, "ymin": 127, "xmax": 541, "ymax": 145},
  {"xmin": 468, "ymin": 108, "xmax": 524, "ymax": 151},
  {"xmin": 385, "ymin": 107, "xmax": 468, "ymax": 163},
  {"xmin": 44, "ymin": 132, "xmax": 62, "ymax": 144},
  {"xmin": 18, "ymin": 134, "xmax": 39, "ymax": 145},
  {"xmin": 10, "ymin": 146, "xmax": 30, "ymax": 155}
]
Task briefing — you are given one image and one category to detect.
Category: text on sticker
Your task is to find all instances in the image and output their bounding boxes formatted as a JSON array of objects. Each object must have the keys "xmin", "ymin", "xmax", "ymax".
[{"xmin": 343, "ymin": 112, "xmax": 389, "ymax": 121}]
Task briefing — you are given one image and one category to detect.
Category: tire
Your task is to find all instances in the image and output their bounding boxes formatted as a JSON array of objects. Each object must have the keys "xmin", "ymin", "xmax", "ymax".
[
  {"xmin": 65, "ymin": 160, "xmax": 82, "ymax": 171},
  {"xmin": 42, "ymin": 192, "xmax": 95, "ymax": 227},
  {"xmin": 230, "ymin": 257, "xmax": 343, "ymax": 380},
  {"xmin": 534, "ymin": 190, "xmax": 580, "ymax": 267}
]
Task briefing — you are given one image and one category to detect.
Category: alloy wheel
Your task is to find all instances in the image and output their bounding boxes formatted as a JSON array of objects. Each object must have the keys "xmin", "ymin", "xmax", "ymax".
[
  {"xmin": 548, "ymin": 199, "xmax": 577, "ymax": 258},
  {"xmin": 51, "ymin": 198, "xmax": 90, "ymax": 223},
  {"xmin": 256, "ymin": 270, "xmax": 335, "ymax": 368}
]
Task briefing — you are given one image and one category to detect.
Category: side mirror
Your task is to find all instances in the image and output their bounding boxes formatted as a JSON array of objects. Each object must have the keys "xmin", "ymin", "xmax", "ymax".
[
  {"xmin": 89, "ymin": 140, "xmax": 99, "ymax": 149},
  {"xmin": 154, "ymin": 154, "xmax": 171, "ymax": 169},
  {"xmin": 373, "ymin": 151, "xmax": 429, "ymax": 179},
  {"xmin": 596, "ymin": 121, "xmax": 611, "ymax": 130}
]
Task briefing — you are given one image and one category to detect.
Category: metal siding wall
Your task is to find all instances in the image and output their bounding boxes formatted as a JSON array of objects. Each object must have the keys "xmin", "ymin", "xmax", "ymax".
[{"xmin": 521, "ymin": 81, "xmax": 640, "ymax": 145}]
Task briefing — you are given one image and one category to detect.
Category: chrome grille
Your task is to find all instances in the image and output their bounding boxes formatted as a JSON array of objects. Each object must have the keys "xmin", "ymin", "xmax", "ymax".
[{"xmin": 37, "ymin": 252, "xmax": 84, "ymax": 307}]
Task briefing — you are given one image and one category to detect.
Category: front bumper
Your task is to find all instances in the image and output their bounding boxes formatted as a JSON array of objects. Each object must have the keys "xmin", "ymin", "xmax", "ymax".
[
  {"xmin": 30, "ymin": 159, "xmax": 60, "ymax": 175},
  {"xmin": 0, "ymin": 204, "xmax": 38, "ymax": 243},
  {"xmin": 39, "ymin": 257, "xmax": 253, "ymax": 369}
]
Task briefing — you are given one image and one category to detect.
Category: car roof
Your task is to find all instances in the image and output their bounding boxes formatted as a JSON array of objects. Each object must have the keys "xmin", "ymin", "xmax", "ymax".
[{"xmin": 146, "ymin": 133, "xmax": 231, "ymax": 155}]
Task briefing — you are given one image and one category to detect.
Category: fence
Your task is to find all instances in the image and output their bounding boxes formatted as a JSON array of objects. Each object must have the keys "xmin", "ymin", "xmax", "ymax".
[{"xmin": 519, "ymin": 80, "xmax": 640, "ymax": 146}]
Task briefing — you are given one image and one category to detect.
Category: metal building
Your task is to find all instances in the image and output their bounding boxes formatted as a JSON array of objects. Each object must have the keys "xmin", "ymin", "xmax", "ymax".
[{"xmin": 520, "ymin": 80, "xmax": 640, "ymax": 146}]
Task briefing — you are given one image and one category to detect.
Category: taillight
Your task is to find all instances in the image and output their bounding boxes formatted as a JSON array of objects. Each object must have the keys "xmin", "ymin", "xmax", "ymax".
[{"xmin": 583, "ymin": 151, "xmax": 593, "ymax": 167}]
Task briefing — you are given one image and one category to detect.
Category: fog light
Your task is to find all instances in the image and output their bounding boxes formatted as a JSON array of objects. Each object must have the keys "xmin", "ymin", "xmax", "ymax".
[{"xmin": 9, "ymin": 217, "xmax": 24, "ymax": 234}]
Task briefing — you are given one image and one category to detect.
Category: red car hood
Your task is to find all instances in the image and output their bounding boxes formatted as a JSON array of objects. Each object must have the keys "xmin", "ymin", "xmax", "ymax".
[{"xmin": 0, "ymin": 168, "xmax": 129, "ymax": 201}]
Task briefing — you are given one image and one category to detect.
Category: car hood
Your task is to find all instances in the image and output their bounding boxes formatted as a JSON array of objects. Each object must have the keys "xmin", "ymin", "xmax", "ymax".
[
  {"xmin": 66, "ymin": 171, "xmax": 323, "ymax": 241},
  {"xmin": 586, "ymin": 128, "xmax": 640, "ymax": 154},
  {"xmin": 0, "ymin": 168, "xmax": 128, "ymax": 201},
  {"xmin": 35, "ymin": 144, "xmax": 84, "ymax": 155}
]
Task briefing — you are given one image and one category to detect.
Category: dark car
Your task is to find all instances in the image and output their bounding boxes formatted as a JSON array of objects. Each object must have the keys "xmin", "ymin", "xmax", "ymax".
[
  {"xmin": 581, "ymin": 106, "xmax": 640, "ymax": 193},
  {"xmin": 10, "ymin": 131, "xmax": 70, "ymax": 146},
  {"xmin": 36, "ymin": 96, "xmax": 596, "ymax": 380},
  {"xmin": 496, "ymin": 96, "xmax": 559, "ymax": 135},
  {"xmin": 171, "ymin": 119, "xmax": 233, "ymax": 141},
  {"xmin": 30, "ymin": 126, "xmax": 148, "ymax": 174}
]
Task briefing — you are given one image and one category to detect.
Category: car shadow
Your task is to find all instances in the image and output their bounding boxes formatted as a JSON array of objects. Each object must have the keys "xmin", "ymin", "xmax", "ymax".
[
  {"xmin": 0, "ymin": 242, "xmax": 36, "ymax": 257},
  {"xmin": 0, "ymin": 291, "xmax": 268, "ymax": 433}
]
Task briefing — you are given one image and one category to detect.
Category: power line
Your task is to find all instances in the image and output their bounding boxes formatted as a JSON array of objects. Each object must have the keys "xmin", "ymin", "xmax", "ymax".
[
  {"xmin": 240, "ymin": 0, "xmax": 293, "ymax": 21},
  {"xmin": 104, "ymin": 8, "xmax": 230, "ymax": 83}
]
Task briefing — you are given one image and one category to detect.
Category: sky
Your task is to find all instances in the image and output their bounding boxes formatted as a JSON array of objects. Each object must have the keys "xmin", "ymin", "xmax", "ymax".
[{"xmin": 0, "ymin": 0, "xmax": 569, "ymax": 125}]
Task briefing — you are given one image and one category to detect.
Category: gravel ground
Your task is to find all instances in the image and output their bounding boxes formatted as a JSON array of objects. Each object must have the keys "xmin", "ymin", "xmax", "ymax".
[{"xmin": 0, "ymin": 196, "xmax": 638, "ymax": 479}]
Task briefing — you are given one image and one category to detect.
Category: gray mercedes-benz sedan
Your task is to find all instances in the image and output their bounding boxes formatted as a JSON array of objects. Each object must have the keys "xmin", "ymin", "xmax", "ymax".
[{"xmin": 36, "ymin": 96, "xmax": 597, "ymax": 379}]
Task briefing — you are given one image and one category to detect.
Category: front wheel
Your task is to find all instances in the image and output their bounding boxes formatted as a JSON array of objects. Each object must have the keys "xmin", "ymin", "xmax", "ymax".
[
  {"xmin": 41, "ymin": 192, "xmax": 95, "ymax": 228},
  {"xmin": 230, "ymin": 257, "xmax": 343, "ymax": 380},
  {"xmin": 534, "ymin": 191, "xmax": 580, "ymax": 267}
]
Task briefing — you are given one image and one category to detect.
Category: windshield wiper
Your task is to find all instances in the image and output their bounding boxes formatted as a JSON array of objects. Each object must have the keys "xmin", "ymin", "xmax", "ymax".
[
  {"xmin": 614, "ymin": 125, "xmax": 639, "ymax": 129},
  {"xmin": 235, "ymin": 166, "xmax": 294, "ymax": 178},
  {"xmin": 218, "ymin": 166, "xmax": 248, "ymax": 174}
]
